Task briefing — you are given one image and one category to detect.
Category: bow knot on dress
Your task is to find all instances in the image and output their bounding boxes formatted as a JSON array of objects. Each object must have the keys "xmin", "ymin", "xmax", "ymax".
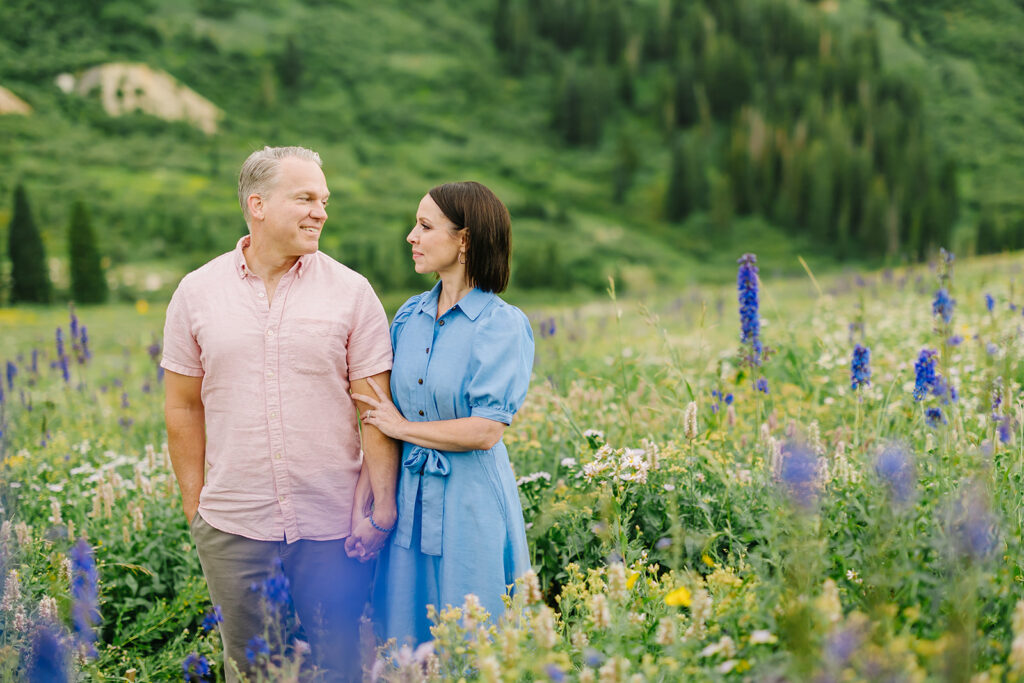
[{"xmin": 394, "ymin": 447, "xmax": 450, "ymax": 556}]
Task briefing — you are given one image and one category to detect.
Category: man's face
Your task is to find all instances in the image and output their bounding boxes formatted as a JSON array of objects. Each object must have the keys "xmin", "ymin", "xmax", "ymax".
[{"xmin": 254, "ymin": 157, "xmax": 329, "ymax": 257}]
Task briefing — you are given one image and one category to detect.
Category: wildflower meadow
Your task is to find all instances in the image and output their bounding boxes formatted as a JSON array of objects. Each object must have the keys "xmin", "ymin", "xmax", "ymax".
[{"xmin": 1, "ymin": 251, "xmax": 1023, "ymax": 681}]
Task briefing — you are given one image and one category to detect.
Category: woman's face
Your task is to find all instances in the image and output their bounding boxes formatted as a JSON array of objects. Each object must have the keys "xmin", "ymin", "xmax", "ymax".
[{"xmin": 407, "ymin": 194, "xmax": 466, "ymax": 276}]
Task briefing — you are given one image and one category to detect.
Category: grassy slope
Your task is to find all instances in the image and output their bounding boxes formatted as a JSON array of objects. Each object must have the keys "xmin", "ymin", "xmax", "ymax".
[{"xmin": 0, "ymin": 0, "xmax": 1021, "ymax": 300}]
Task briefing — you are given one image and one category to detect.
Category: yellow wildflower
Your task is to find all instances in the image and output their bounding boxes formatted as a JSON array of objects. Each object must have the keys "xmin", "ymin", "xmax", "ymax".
[{"xmin": 664, "ymin": 585, "xmax": 692, "ymax": 607}]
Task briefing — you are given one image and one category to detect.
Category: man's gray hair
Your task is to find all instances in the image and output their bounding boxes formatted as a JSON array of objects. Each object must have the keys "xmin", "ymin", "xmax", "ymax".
[{"xmin": 238, "ymin": 146, "xmax": 322, "ymax": 222}]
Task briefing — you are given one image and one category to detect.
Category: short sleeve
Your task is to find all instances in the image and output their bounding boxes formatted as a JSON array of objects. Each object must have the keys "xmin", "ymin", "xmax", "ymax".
[
  {"xmin": 346, "ymin": 280, "xmax": 394, "ymax": 381},
  {"xmin": 160, "ymin": 280, "xmax": 204, "ymax": 377},
  {"xmin": 389, "ymin": 293, "xmax": 423, "ymax": 351},
  {"xmin": 466, "ymin": 305, "xmax": 534, "ymax": 425}
]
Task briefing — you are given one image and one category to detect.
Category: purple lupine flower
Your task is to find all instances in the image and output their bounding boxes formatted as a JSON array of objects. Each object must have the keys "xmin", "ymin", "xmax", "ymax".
[
  {"xmin": 539, "ymin": 318, "xmax": 556, "ymax": 338},
  {"xmin": 778, "ymin": 441, "xmax": 820, "ymax": 509},
  {"xmin": 69, "ymin": 307, "xmax": 78, "ymax": 341},
  {"xmin": 201, "ymin": 605, "xmax": 223, "ymax": 632},
  {"xmin": 756, "ymin": 377, "xmax": 769, "ymax": 394},
  {"xmin": 147, "ymin": 341, "xmax": 161, "ymax": 361},
  {"xmin": 933, "ymin": 289, "xmax": 955, "ymax": 324},
  {"xmin": 70, "ymin": 539, "xmax": 100, "ymax": 657},
  {"xmin": 546, "ymin": 664, "xmax": 566, "ymax": 682},
  {"xmin": 5, "ymin": 361, "xmax": 16, "ymax": 391},
  {"xmin": 183, "ymin": 652, "xmax": 211, "ymax": 683},
  {"xmin": 58, "ymin": 355, "xmax": 70, "ymax": 384},
  {"xmin": 246, "ymin": 636, "xmax": 270, "ymax": 663},
  {"xmin": 986, "ymin": 342, "xmax": 999, "ymax": 356},
  {"xmin": 874, "ymin": 444, "xmax": 915, "ymax": 504},
  {"xmin": 737, "ymin": 253, "xmax": 762, "ymax": 365},
  {"xmin": 913, "ymin": 349, "xmax": 937, "ymax": 401},
  {"xmin": 984, "ymin": 293, "xmax": 994, "ymax": 312},
  {"xmin": 121, "ymin": 392, "xmax": 130, "ymax": 409},
  {"xmin": 925, "ymin": 407, "xmax": 946, "ymax": 428},
  {"xmin": 946, "ymin": 335, "xmax": 963, "ymax": 347},
  {"xmin": 55, "ymin": 328, "xmax": 65, "ymax": 360},
  {"xmin": 31, "ymin": 348, "xmax": 38, "ymax": 374},
  {"xmin": 850, "ymin": 344, "xmax": 871, "ymax": 390},
  {"xmin": 26, "ymin": 620, "xmax": 71, "ymax": 683}
]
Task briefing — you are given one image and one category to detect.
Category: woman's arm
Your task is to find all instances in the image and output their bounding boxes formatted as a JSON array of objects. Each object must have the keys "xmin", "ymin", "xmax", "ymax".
[{"xmin": 352, "ymin": 377, "xmax": 506, "ymax": 452}]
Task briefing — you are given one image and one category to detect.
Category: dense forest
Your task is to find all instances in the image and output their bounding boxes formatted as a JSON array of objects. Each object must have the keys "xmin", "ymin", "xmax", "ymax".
[{"xmin": 0, "ymin": 0, "xmax": 1021, "ymax": 301}]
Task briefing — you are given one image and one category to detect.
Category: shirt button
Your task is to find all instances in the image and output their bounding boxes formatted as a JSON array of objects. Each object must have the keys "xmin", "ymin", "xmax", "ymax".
[
  {"xmin": 267, "ymin": 370, "xmax": 274, "ymax": 378},
  {"xmin": 266, "ymin": 328, "xmax": 275, "ymax": 337},
  {"xmin": 278, "ymin": 495, "xmax": 285, "ymax": 502},
  {"xmin": 425, "ymin": 347, "xmax": 430, "ymax": 354},
  {"xmin": 258, "ymin": 292, "xmax": 266, "ymax": 298},
  {"xmin": 418, "ymin": 378, "xmax": 423, "ymax": 384},
  {"xmin": 270, "ymin": 412, "xmax": 277, "ymax": 418},
  {"xmin": 275, "ymin": 452, "xmax": 282, "ymax": 459},
  {"xmin": 439, "ymin": 320, "xmax": 445, "ymax": 326},
  {"xmin": 418, "ymin": 410, "xmax": 424, "ymax": 416}
]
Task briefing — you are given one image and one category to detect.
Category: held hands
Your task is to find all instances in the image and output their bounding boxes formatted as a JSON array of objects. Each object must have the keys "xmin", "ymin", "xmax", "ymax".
[
  {"xmin": 351, "ymin": 377, "xmax": 406, "ymax": 440},
  {"xmin": 344, "ymin": 504, "xmax": 396, "ymax": 563}
]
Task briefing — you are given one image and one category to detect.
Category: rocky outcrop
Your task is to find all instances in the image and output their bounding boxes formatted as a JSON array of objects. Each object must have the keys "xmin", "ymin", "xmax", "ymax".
[
  {"xmin": 0, "ymin": 85, "xmax": 32, "ymax": 115},
  {"xmin": 60, "ymin": 63, "xmax": 222, "ymax": 134}
]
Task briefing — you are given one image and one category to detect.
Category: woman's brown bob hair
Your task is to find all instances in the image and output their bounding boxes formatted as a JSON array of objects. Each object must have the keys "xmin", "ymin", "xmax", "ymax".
[{"xmin": 428, "ymin": 181, "xmax": 511, "ymax": 293}]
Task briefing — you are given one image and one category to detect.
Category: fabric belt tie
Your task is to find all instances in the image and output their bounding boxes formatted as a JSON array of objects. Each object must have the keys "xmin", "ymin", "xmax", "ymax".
[{"xmin": 394, "ymin": 446, "xmax": 450, "ymax": 556}]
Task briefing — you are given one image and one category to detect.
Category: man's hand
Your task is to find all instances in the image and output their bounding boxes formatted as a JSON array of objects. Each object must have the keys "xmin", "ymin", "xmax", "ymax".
[{"xmin": 344, "ymin": 514, "xmax": 393, "ymax": 562}]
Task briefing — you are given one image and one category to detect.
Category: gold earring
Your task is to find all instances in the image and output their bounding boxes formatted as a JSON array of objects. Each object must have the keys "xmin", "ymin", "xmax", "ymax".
[{"xmin": 458, "ymin": 251, "xmax": 466, "ymax": 265}]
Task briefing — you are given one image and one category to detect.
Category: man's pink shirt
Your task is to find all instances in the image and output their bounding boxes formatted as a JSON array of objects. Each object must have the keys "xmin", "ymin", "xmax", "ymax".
[{"xmin": 161, "ymin": 236, "xmax": 392, "ymax": 543}]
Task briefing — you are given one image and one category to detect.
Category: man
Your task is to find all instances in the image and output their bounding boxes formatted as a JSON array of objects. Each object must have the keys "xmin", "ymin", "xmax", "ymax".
[{"xmin": 161, "ymin": 146, "xmax": 398, "ymax": 682}]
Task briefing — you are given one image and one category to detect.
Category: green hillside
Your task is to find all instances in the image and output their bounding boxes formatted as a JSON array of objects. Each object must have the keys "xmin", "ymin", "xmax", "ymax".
[{"xmin": 0, "ymin": 0, "xmax": 1021, "ymax": 303}]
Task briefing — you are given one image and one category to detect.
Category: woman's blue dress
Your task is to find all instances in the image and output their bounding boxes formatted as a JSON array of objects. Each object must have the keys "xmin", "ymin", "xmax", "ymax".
[{"xmin": 375, "ymin": 282, "xmax": 534, "ymax": 646}]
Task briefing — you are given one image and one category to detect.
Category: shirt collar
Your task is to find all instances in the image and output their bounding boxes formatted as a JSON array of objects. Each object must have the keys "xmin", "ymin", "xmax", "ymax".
[
  {"xmin": 416, "ymin": 281, "xmax": 493, "ymax": 321},
  {"xmin": 233, "ymin": 234, "xmax": 312, "ymax": 279}
]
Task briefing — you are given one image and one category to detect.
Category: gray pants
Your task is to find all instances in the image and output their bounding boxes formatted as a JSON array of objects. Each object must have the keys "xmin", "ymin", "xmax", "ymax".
[{"xmin": 190, "ymin": 513, "xmax": 373, "ymax": 682}]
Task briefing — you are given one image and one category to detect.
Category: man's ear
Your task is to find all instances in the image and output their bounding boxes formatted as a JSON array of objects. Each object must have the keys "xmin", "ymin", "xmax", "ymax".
[{"xmin": 247, "ymin": 194, "xmax": 264, "ymax": 221}]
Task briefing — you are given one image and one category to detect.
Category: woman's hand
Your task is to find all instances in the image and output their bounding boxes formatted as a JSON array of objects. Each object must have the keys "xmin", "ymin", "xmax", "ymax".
[{"xmin": 351, "ymin": 376, "xmax": 408, "ymax": 440}]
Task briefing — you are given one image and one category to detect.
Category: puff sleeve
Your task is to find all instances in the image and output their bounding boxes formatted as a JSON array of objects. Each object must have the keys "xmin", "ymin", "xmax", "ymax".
[
  {"xmin": 465, "ymin": 304, "xmax": 534, "ymax": 425},
  {"xmin": 389, "ymin": 293, "xmax": 423, "ymax": 349}
]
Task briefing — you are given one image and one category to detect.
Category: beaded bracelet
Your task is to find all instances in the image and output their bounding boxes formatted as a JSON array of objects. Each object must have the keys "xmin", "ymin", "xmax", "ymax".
[{"xmin": 369, "ymin": 502, "xmax": 396, "ymax": 534}]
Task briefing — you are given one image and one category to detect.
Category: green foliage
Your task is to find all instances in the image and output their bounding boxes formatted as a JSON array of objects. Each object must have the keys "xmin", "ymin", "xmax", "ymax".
[
  {"xmin": 68, "ymin": 201, "xmax": 108, "ymax": 304},
  {"xmin": 7, "ymin": 183, "xmax": 52, "ymax": 304}
]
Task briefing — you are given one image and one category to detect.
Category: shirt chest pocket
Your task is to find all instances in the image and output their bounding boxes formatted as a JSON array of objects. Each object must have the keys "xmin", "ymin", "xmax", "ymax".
[{"xmin": 288, "ymin": 318, "xmax": 344, "ymax": 375}]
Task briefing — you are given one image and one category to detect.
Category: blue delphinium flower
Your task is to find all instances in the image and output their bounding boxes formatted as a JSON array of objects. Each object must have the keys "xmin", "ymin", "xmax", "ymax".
[
  {"xmin": 756, "ymin": 377, "xmax": 769, "ymax": 394},
  {"xmin": 946, "ymin": 335, "xmax": 963, "ymax": 347},
  {"xmin": 951, "ymin": 487, "xmax": 998, "ymax": 561},
  {"xmin": 70, "ymin": 539, "xmax": 100, "ymax": 657},
  {"xmin": 251, "ymin": 558, "xmax": 292, "ymax": 615},
  {"xmin": 5, "ymin": 361, "xmax": 15, "ymax": 391},
  {"xmin": 546, "ymin": 663, "xmax": 566, "ymax": 682},
  {"xmin": 984, "ymin": 293, "xmax": 994, "ymax": 312},
  {"xmin": 932, "ymin": 288, "xmax": 955, "ymax": 324},
  {"xmin": 874, "ymin": 444, "xmax": 916, "ymax": 504},
  {"xmin": 925, "ymin": 407, "xmax": 946, "ymax": 428},
  {"xmin": 737, "ymin": 253, "xmax": 761, "ymax": 365},
  {"xmin": 183, "ymin": 652, "xmax": 211, "ymax": 683},
  {"xmin": 850, "ymin": 344, "xmax": 871, "ymax": 390},
  {"xmin": 778, "ymin": 441, "xmax": 820, "ymax": 509},
  {"xmin": 26, "ymin": 620, "xmax": 71, "ymax": 683},
  {"xmin": 246, "ymin": 636, "xmax": 270, "ymax": 664},
  {"xmin": 80, "ymin": 326, "xmax": 91, "ymax": 362},
  {"xmin": 913, "ymin": 349, "xmax": 937, "ymax": 401},
  {"xmin": 201, "ymin": 605, "xmax": 223, "ymax": 632},
  {"xmin": 998, "ymin": 417, "xmax": 1012, "ymax": 445}
]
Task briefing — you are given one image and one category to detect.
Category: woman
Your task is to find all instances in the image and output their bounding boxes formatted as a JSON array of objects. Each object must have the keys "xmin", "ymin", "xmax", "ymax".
[{"xmin": 352, "ymin": 181, "xmax": 534, "ymax": 646}]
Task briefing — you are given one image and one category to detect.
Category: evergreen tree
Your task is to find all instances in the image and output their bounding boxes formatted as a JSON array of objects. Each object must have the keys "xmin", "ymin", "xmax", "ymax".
[
  {"xmin": 7, "ymin": 183, "xmax": 52, "ymax": 304},
  {"xmin": 975, "ymin": 211, "xmax": 999, "ymax": 255},
  {"xmin": 275, "ymin": 35, "xmax": 303, "ymax": 92},
  {"xmin": 68, "ymin": 201, "xmax": 108, "ymax": 304},
  {"xmin": 665, "ymin": 136, "xmax": 690, "ymax": 222}
]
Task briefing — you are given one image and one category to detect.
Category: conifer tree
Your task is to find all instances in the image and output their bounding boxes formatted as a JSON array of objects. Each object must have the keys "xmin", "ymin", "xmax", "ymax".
[
  {"xmin": 665, "ymin": 137, "xmax": 690, "ymax": 222},
  {"xmin": 7, "ymin": 183, "xmax": 52, "ymax": 304},
  {"xmin": 68, "ymin": 201, "xmax": 108, "ymax": 304}
]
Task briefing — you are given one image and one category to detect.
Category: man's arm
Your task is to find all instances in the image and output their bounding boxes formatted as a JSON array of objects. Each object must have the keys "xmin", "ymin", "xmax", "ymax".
[
  {"xmin": 164, "ymin": 370, "xmax": 206, "ymax": 523},
  {"xmin": 345, "ymin": 370, "xmax": 400, "ymax": 560}
]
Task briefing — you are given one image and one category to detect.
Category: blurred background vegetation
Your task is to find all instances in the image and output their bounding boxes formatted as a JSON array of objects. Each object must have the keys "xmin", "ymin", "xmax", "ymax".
[{"xmin": 0, "ymin": 0, "xmax": 1021, "ymax": 305}]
